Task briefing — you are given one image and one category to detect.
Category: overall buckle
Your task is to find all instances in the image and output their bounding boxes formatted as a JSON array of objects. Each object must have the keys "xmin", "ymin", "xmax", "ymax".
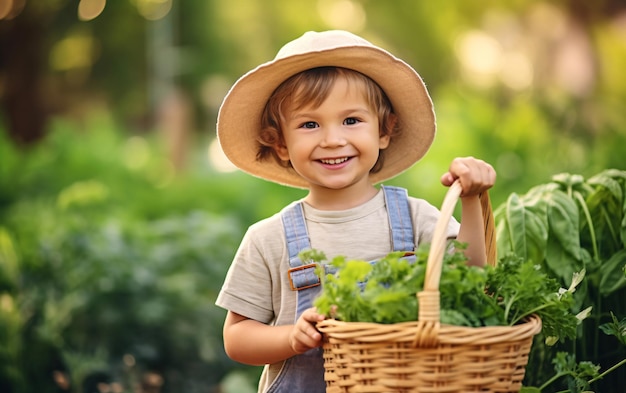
[{"xmin": 288, "ymin": 263, "xmax": 320, "ymax": 291}]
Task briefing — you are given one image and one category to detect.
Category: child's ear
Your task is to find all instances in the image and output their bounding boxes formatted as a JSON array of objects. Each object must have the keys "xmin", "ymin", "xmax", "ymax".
[
  {"xmin": 379, "ymin": 134, "xmax": 391, "ymax": 149},
  {"xmin": 275, "ymin": 143, "xmax": 290, "ymax": 161},
  {"xmin": 379, "ymin": 113, "xmax": 397, "ymax": 149}
]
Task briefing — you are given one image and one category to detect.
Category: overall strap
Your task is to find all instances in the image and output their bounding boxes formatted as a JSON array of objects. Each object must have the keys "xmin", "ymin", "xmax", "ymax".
[
  {"xmin": 282, "ymin": 202, "xmax": 312, "ymax": 271},
  {"xmin": 382, "ymin": 185, "xmax": 416, "ymax": 252},
  {"xmin": 281, "ymin": 203, "xmax": 320, "ymax": 320}
]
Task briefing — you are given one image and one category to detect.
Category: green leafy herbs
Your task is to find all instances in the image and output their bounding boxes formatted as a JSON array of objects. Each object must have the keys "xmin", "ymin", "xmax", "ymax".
[
  {"xmin": 312, "ymin": 250, "xmax": 424, "ymax": 324},
  {"xmin": 551, "ymin": 352, "xmax": 601, "ymax": 393},
  {"xmin": 303, "ymin": 242, "xmax": 584, "ymax": 342},
  {"xmin": 520, "ymin": 316, "xmax": 626, "ymax": 392},
  {"xmin": 523, "ymin": 348, "xmax": 626, "ymax": 393},
  {"xmin": 485, "ymin": 253, "xmax": 584, "ymax": 341}
]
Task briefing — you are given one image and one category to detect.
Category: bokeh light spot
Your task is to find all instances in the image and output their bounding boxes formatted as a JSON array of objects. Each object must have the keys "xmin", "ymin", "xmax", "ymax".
[
  {"xmin": 317, "ymin": 0, "xmax": 366, "ymax": 32},
  {"xmin": 133, "ymin": 0, "xmax": 172, "ymax": 21},
  {"xmin": 78, "ymin": 0, "xmax": 106, "ymax": 21},
  {"xmin": 456, "ymin": 30, "xmax": 502, "ymax": 74}
]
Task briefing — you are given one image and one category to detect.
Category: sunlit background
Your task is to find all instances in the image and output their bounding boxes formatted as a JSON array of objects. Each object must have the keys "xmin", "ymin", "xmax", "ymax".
[{"xmin": 1, "ymin": 0, "xmax": 625, "ymax": 392}]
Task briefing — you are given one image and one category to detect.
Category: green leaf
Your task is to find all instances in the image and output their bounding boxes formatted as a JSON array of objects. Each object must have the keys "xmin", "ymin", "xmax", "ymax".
[
  {"xmin": 546, "ymin": 190, "xmax": 581, "ymax": 260},
  {"xmin": 525, "ymin": 209, "xmax": 550, "ymax": 264},
  {"xmin": 553, "ymin": 351, "xmax": 576, "ymax": 373},
  {"xmin": 544, "ymin": 190, "xmax": 584, "ymax": 284},
  {"xmin": 587, "ymin": 171, "xmax": 624, "ymax": 201},
  {"xmin": 552, "ymin": 172, "xmax": 586, "ymax": 191},
  {"xmin": 525, "ymin": 182, "xmax": 562, "ymax": 199},
  {"xmin": 519, "ymin": 386, "xmax": 541, "ymax": 393},
  {"xmin": 495, "ymin": 193, "xmax": 547, "ymax": 263},
  {"xmin": 598, "ymin": 312, "xmax": 626, "ymax": 346},
  {"xmin": 598, "ymin": 249, "xmax": 626, "ymax": 296},
  {"xmin": 622, "ymin": 212, "xmax": 626, "ymax": 251},
  {"xmin": 585, "ymin": 176, "xmax": 623, "ymax": 258},
  {"xmin": 545, "ymin": 238, "xmax": 579, "ymax": 290},
  {"xmin": 499, "ymin": 193, "xmax": 527, "ymax": 259},
  {"xmin": 495, "ymin": 211, "xmax": 515, "ymax": 259}
]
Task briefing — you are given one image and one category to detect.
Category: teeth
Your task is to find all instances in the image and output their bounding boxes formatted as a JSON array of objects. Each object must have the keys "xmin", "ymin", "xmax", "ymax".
[{"xmin": 321, "ymin": 157, "xmax": 348, "ymax": 165}]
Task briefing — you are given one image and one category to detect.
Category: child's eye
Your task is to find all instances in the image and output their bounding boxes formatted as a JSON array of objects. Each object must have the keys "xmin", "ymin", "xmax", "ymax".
[
  {"xmin": 344, "ymin": 117, "xmax": 360, "ymax": 126},
  {"xmin": 300, "ymin": 121, "xmax": 318, "ymax": 129}
]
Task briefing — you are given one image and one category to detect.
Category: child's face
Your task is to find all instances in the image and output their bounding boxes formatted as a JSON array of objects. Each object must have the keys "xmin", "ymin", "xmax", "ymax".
[{"xmin": 274, "ymin": 77, "xmax": 391, "ymax": 192}]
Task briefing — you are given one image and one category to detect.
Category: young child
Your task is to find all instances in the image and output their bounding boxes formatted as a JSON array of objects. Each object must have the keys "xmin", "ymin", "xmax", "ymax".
[{"xmin": 215, "ymin": 30, "xmax": 496, "ymax": 393}]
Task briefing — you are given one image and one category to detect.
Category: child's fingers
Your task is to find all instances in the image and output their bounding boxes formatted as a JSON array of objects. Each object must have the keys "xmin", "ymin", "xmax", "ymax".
[
  {"xmin": 440, "ymin": 171, "xmax": 456, "ymax": 186},
  {"xmin": 289, "ymin": 308, "xmax": 324, "ymax": 353},
  {"xmin": 443, "ymin": 157, "xmax": 495, "ymax": 196},
  {"xmin": 301, "ymin": 307, "xmax": 326, "ymax": 322}
]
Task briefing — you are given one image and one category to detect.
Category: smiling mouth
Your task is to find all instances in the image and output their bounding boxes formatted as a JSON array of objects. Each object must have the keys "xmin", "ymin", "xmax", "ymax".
[{"xmin": 320, "ymin": 157, "xmax": 349, "ymax": 165}]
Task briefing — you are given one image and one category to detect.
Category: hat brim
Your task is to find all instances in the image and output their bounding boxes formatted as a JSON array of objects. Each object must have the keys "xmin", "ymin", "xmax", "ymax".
[{"xmin": 217, "ymin": 43, "xmax": 436, "ymax": 189}]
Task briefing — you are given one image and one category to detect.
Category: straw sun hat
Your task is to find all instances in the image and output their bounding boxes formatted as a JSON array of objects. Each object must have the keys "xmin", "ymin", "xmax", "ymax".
[{"xmin": 216, "ymin": 30, "xmax": 436, "ymax": 188}]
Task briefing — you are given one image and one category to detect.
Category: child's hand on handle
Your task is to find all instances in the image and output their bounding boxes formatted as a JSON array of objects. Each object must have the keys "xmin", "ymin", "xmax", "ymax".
[
  {"xmin": 441, "ymin": 157, "xmax": 496, "ymax": 197},
  {"xmin": 441, "ymin": 157, "xmax": 496, "ymax": 266},
  {"xmin": 289, "ymin": 308, "xmax": 326, "ymax": 354}
]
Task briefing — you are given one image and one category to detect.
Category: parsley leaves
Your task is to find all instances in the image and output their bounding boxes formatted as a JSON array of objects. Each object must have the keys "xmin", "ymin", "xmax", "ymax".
[{"xmin": 306, "ymin": 241, "xmax": 583, "ymax": 343}]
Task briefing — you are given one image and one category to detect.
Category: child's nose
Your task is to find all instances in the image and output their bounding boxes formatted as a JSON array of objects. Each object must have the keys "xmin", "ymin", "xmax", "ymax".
[{"xmin": 320, "ymin": 126, "xmax": 347, "ymax": 147}]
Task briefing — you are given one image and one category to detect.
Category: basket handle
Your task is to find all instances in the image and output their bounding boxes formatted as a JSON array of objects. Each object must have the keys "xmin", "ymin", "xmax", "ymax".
[
  {"xmin": 481, "ymin": 189, "xmax": 497, "ymax": 267},
  {"xmin": 413, "ymin": 180, "xmax": 496, "ymax": 346},
  {"xmin": 423, "ymin": 181, "xmax": 462, "ymax": 293}
]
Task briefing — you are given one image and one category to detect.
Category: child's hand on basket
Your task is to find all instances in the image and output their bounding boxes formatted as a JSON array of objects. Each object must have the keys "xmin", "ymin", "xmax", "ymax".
[
  {"xmin": 289, "ymin": 307, "xmax": 326, "ymax": 354},
  {"xmin": 440, "ymin": 157, "xmax": 496, "ymax": 197}
]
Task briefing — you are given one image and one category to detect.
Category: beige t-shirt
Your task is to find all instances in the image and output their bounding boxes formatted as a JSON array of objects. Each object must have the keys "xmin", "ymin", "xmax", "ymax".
[{"xmin": 215, "ymin": 188, "xmax": 459, "ymax": 392}]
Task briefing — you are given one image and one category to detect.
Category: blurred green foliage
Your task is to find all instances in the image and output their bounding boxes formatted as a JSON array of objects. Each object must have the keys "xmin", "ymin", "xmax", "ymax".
[{"xmin": 0, "ymin": 116, "xmax": 309, "ymax": 392}]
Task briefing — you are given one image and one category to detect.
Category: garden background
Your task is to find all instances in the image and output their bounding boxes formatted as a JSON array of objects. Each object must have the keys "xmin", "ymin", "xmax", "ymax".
[{"xmin": 1, "ymin": 1, "xmax": 625, "ymax": 392}]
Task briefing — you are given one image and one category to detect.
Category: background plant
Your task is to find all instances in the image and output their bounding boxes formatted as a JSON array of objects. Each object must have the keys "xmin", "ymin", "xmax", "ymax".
[
  {"xmin": 0, "ymin": 120, "xmax": 297, "ymax": 392},
  {"xmin": 495, "ymin": 169, "xmax": 626, "ymax": 392}
]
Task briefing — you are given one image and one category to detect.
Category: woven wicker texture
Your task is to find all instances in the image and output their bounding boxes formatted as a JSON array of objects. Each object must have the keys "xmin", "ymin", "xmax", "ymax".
[{"xmin": 317, "ymin": 182, "xmax": 542, "ymax": 392}]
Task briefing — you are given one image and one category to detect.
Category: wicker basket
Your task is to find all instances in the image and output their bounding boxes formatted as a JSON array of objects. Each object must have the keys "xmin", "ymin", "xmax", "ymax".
[{"xmin": 317, "ymin": 181, "xmax": 542, "ymax": 393}]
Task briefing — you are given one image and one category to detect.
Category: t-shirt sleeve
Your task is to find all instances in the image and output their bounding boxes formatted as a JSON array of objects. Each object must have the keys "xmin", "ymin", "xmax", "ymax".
[{"xmin": 215, "ymin": 222, "xmax": 282, "ymax": 324}]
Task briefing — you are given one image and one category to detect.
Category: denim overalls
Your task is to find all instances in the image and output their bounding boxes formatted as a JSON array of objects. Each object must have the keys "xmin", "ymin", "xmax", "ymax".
[{"xmin": 266, "ymin": 186, "xmax": 415, "ymax": 393}]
